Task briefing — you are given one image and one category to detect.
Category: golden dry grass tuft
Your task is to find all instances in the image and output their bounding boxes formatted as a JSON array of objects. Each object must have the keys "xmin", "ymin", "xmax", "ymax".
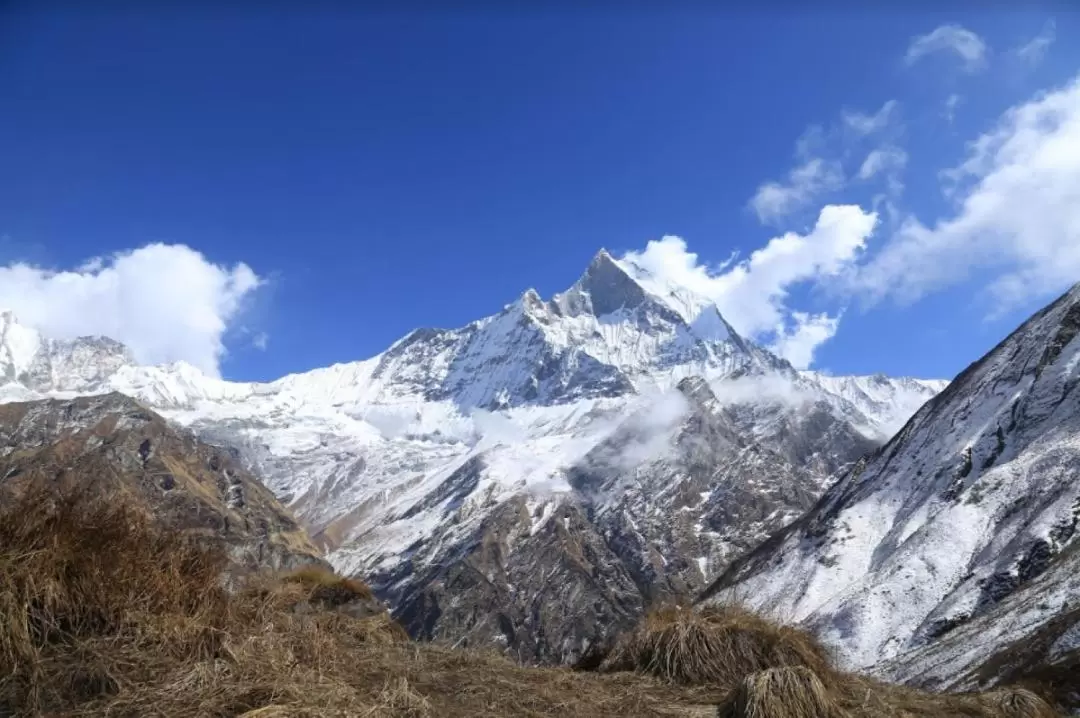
[
  {"xmin": 717, "ymin": 666, "xmax": 842, "ymax": 718},
  {"xmin": 597, "ymin": 604, "xmax": 1064, "ymax": 718},
  {"xmin": 280, "ymin": 564, "xmax": 374, "ymax": 605},
  {"xmin": 599, "ymin": 604, "xmax": 835, "ymax": 687},
  {"xmin": 978, "ymin": 688, "xmax": 1062, "ymax": 718}
]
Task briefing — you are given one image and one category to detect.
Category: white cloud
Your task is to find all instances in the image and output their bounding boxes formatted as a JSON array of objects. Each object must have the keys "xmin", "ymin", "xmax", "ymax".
[
  {"xmin": 1012, "ymin": 20, "xmax": 1055, "ymax": 68},
  {"xmin": 710, "ymin": 373, "xmax": 817, "ymax": 408},
  {"xmin": 853, "ymin": 74, "xmax": 1080, "ymax": 310},
  {"xmin": 843, "ymin": 100, "xmax": 898, "ymax": 137},
  {"xmin": 252, "ymin": 332, "xmax": 269, "ymax": 351},
  {"xmin": 749, "ymin": 158, "xmax": 844, "ymax": 225},
  {"xmin": 858, "ymin": 146, "xmax": 908, "ymax": 181},
  {"xmin": 770, "ymin": 312, "xmax": 841, "ymax": 370},
  {"xmin": 858, "ymin": 146, "xmax": 908, "ymax": 196},
  {"xmin": 750, "ymin": 102, "xmax": 901, "ymax": 227},
  {"xmin": 944, "ymin": 94, "xmax": 963, "ymax": 124},
  {"xmin": 623, "ymin": 205, "xmax": 878, "ymax": 366},
  {"xmin": 905, "ymin": 24, "xmax": 989, "ymax": 73},
  {"xmin": 0, "ymin": 243, "xmax": 262, "ymax": 377}
]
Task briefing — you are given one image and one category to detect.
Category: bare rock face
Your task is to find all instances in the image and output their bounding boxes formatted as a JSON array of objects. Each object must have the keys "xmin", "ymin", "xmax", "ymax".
[
  {"xmin": 365, "ymin": 377, "xmax": 878, "ymax": 665},
  {"xmin": 0, "ymin": 392, "xmax": 324, "ymax": 575}
]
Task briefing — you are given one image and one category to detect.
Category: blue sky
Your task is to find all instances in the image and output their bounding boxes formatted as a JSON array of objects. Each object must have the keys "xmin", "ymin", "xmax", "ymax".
[{"xmin": 1, "ymin": 5, "xmax": 1079, "ymax": 381}]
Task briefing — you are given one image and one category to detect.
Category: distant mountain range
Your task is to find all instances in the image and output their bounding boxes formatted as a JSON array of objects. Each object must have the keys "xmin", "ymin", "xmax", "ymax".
[{"xmin": 1, "ymin": 250, "xmax": 947, "ymax": 662}]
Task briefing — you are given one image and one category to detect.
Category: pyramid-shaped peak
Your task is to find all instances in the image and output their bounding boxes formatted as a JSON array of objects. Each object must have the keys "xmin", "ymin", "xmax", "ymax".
[
  {"xmin": 568, "ymin": 248, "xmax": 649, "ymax": 317},
  {"xmin": 589, "ymin": 247, "xmax": 616, "ymax": 266}
]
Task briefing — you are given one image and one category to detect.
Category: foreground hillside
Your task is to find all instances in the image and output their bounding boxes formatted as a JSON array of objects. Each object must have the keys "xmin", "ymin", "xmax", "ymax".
[{"xmin": 0, "ymin": 485, "xmax": 1064, "ymax": 717}]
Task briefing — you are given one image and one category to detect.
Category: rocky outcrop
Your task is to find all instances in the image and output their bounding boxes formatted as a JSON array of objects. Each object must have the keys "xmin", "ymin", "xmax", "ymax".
[
  {"xmin": 362, "ymin": 376, "xmax": 879, "ymax": 664},
  {"xmin": 0, "ymin": 392, "xmax": 324, "ymax": 575}
]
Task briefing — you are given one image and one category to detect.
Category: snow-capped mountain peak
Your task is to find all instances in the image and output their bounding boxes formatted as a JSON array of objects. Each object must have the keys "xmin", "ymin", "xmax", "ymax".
[
  {"xmin": 0, "ymin": 253, "xmax": 950, "ymax": 665},
  {"xmin": 552, "ymin": 248, "xmax": 657, "ymax": 319},
  {"xmin": 0, "ymin": 310, "xmax": 135, "ymax": 396}
]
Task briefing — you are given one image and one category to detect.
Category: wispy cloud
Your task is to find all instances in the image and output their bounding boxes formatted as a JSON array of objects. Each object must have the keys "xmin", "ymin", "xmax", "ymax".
[
  {"xmin": 623, "ymin": 206, "xmax": 877, "ymax": 368},
  {"xmin": 770, "ymin": 311, "xmax": 842, "ymax": 370},
  {"xmin": 0, "ymin": 244, "xmax": 262, "ymax": 377},
  {"xmin": 852, "ymin": 74, "xmax": 1080, "ymax": 312},
  {"xmin": 858, "ymin": 146, "xmax": 908, "ymax": 196},
  {"xmin": 843, "ymin": 100, "xmax": 898, "ymax": 137},
  {"xmin": 749, "ymin": 158, "xmax": 844, "ymax": 226},
  {"xmin": 944, "ymin": 94, "xmax": 963, "ymax": 125},
  {"xmin": 749, "ymin": 101, "xmax": 901, "ymax": 227},
  {"xmin": 1011, "ymin": 20, "xmax": 1055, "ymax": 68},
  {"xmin": 905, "ymin": 24, "xmax": 989, "ymax": 73}
]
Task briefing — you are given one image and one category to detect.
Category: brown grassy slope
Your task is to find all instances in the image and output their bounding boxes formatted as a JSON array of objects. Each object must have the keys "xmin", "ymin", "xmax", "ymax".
[
  {"xmin": 0, "ymin": 485, "xmax": 723, "ymax": 718},
  {"xmin": 0, "ymin": 393, "xmax": 322, "ymax": 574},
  {"xmin": 0, "ymin": 484, "xmax": 1065, "ymax": 718}
]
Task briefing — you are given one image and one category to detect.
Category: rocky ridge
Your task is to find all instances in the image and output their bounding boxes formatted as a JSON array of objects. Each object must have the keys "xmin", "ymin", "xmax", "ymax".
[
  {"xmin": 0, "ymin": 251, "xmax": 945, "ymax": 662},
  {"xmin": 701, "ymin": 283, "xmax": 1080, "ymax": 709}
]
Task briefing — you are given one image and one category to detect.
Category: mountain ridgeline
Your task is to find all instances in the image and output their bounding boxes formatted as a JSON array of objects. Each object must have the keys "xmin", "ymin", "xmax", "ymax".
[
  {"xmin": 701, "ymin": 283, "xmax": 1080, "ymax": 708},
  {"xmin": 4, "ymin": 250, "xmax": 951, "ymax": 664}
]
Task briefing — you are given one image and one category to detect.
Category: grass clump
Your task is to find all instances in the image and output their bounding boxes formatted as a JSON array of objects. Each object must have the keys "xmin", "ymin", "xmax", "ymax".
[
  {"xmin": 599, "ymin": 604, "xmax": 834, "ymax": 687},
  {"xmin": 717, "ymin": 666, "xmax": 842, "ymax": 718},
  {"xmin": 596, "ymin": 603, "xmax": 1063, "ymax": 718},
  {"xmin": 281, "ymin": 564, "xmax": 374, "ymax": 605},
  {"xmin": 978, "ymin": 688, "xmax": 1062, "ymax": 718}
]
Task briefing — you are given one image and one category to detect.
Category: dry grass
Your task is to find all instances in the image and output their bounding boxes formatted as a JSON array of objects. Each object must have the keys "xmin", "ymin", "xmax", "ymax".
[
  {"xmin": 718, "ymin": 666, "xmax": 841, "ymax": 718},
  {"xmin": 977, "ymin": 688, "xmax": 1062, "ymax": 718},
  {"xmin": 280, "ymin": 564, "xmax": 374, "ymax": 605},
  {"xmin": 597, "ymin": 603, "xmax": 1065, "ymax": 718},
  {"xmin": 599, "ymin": 604, "xmax": 835, "ymax": 687},
  {"xmin": 0, "ymin": 485, "xmax": 718, "ymax": 717},
  {"xmin": 0, "ymin": 484, "xmax": 1067, "ymax": 717}
]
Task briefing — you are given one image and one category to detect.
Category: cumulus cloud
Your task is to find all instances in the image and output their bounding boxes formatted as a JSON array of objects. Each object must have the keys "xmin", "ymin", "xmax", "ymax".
[
  {"xmin": 0, "ymin": 243, "xmax": 262, "ymax": 377},
  {"xmin": 623, "ymin": 205, "xmax": 878, "ymax": 366},
  {"xmin": 749, "ymin": 158, "xmax": 844, "ymax": 226},
  {"xmin": 905, "ymin": 24, "xmax": 989, "ymax": 73},
  {"xmin": 1012, "ymin": 20, "xmax": 1055, "ymax": 68},
  {"xmin": 771, "ymin": 312, "xmax": 842, "ymax": 370},
  {"xmin": 852, "ymin": 73, "xmax": 1080, "ymax": 310}
]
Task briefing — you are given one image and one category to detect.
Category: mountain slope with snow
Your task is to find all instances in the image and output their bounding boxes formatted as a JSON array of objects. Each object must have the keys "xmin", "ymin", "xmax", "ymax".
[
  {"xmin": 0, "ymin": 250, "xmax": 946, "ymax": 661},
  {"xmin": 701, "ymin": 282, "xmax": 1080, "ymax": 689}
]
